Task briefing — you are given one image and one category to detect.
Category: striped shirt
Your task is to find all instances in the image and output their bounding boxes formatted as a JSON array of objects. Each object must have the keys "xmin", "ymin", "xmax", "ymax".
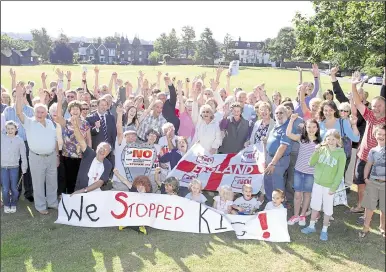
[
  {"xmin": 294, "ymin": 141, "xmax": 317, "ymax": 174},
  {"xmin": 357, "ymin": 108, "xmax": 386, "ymax": 162},
  {"xmin": 137, "ymin": 113, "xmax": 167, "ymax": 140},
  {"xmin": 3, "ymin": 105, "xmax": 34, "ymax": 141}
]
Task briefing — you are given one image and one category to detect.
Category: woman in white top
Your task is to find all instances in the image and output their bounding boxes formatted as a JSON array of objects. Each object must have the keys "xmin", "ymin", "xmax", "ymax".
[
  {"xmin": 191, "ymin": 104, "xmax": 222, "ymax": 154},
  {"xmin": 247, "ymin": 102, "xmax": 275, "ymax": 150}
]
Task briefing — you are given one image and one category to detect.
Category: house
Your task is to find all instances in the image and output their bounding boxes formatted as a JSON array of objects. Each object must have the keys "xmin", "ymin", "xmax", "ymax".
[
  {"xmin": 1, "ymin": 48, "xmax": 39, "ymax": 65},
  {"xmin": 78, "ymin": 42, "xmax": 117, "ymax": 64},
  {"xmin": 231, "ymin": 37, "xmax": 274, "ymax": 66},
  {"xmin": 119, "ymin": 36, "xmax": 154, "ymax": 65}
]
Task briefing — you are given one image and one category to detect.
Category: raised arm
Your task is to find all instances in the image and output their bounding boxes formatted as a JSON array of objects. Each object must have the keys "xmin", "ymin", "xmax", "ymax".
[
  {"xmin": 286, "ymin": 114, "xmax": 301, "ymax": 141},
  {"xmin": 113, "ymin": 168, "xmax": 133, "ymax": 189},
  {"xmin": 166, "ymin": 77, "xmax": 177, "ymax": 107},
  {"xmin": 304, "ymin": 64, "xmax": 320, "ymax": 104},
  {"xmin": 65, "ymin": 71, "xmax": 72, "ymax": 91},
  {"xmin": 71, "ymin": 115, "xmax": 87, "ymax": 152},
  {"xmin": 108, "ymin": 72, "xmax": 116, "ymax": 95},
  {"xmin": 15, "ymin": 84, "xmax": 25, "ymax": 124},
  {"xmin": 156, "ymin": 71, "xmax": 162, "ymax": 90},
  {"xmin": 299, "ymin": 83, "xmax": 310, "ymax": 115},
  {"xmin": 296, "ymin": 66, "xmax": 303, "ymax": 85},
  {"xmin": 138, "ymin": 98, "xmax": 156, "ymax": 124},
  {"xmin": 93, "ymin": 66, "xmax": 99, "ymax": 98},
  {"xmin": 9, "ymin": 69, "xmax": 16, "ymax": 91},
  {"xmin": 55, "ymin": 89, "xmax": 67, "ymax": 127},
  {"xmin": 225, "ymin": 71, "xmax": 231, "ymax": 98},
  {"xmin": 330, "ymin": 67, "xmax": 349, "ymax": 103},
  {"xmin": 177, "ymin": 80, "xmax": 185, "ymax": 113},
  {"xmin": 184, "ymin": 78, "xmax": 190, "ymax": 99},
  {"xmin": 116, "ymin": 105, "xmax": 124, "ymax": 145},
  {"xmin": 351, "ymin": 71, "xmax": 366, "ymax": 116}
]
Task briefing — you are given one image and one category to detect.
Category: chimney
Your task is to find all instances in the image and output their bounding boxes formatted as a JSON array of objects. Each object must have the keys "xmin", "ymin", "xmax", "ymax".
[{"xmin": 239, "ymin": 37, "xmax": 241, "ymax": 42}]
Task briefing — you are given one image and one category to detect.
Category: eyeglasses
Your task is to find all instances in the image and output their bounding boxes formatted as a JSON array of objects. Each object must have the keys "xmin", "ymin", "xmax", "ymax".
[
  {"xmin": 339, "ymin": 110, "xmax": 349, "ymax": 113},
  {"xmin": 275, "ymin": 112, "xmax": 284, "ymax": 115}
]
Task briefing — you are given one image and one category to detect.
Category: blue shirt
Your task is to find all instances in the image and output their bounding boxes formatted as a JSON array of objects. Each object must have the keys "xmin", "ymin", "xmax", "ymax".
[
  {"xmin": 319, "ymin": 118, "xmax": 360, "ymax": 142},
  {"xmin": 266, "ymin": 119, "xmax": 292, "ymax": 157},
  {"xmin": 242, "ymin": 104, "xmax": 256, "ymax": 121},
  {"xmin": 3, "ymin": 105, "xmax": 34, "ymax": 141},
  {"xmin": 290, "ymin": 117, "xmax": 304, "ymax": 153}
]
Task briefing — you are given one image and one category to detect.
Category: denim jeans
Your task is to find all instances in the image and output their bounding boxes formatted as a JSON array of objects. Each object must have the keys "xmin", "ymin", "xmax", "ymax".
[
  {"xmin": 1, "ymin": 167, "xmax": 20, "ymax": 206},
  {"xmin": 264, "ymin": 155, "xmax": 290, "ymax": 201}
]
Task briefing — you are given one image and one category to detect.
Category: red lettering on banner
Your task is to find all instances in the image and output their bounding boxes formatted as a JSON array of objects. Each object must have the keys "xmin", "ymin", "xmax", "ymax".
[
  {"xmin": 132, "ymin": 149, "xmax": 153, "ymax": 158},
  {"xmin": 111, "ymin": 192, "xmax": 129, "ymax": 219},
  {"xmin": 164, "ymin": 206, "xmax": 172, "ymax": 220},
  {"xmin": 258, "ymin": 212, "xmax": 270, "ymax": 238},
  {"xmin": 136, "ymin": 203, "xmax": 148, "ymax": 217},
  {"xmin": 205, "ymin": 154, "xmax": 237, "ymax": 190},
  {"xmin": 149, "ymin": 203, "xmax": 156, "ymax": 216},
  {"xmin": 174, "ymin": 207, "xmax": 184, "ymax": 220},
  {"xmin": 155, "ymin": 205, "xmax": 165, "ymax": 217},
  {"xmin": 128, "ymin": 203, "xmax": 135, "ymax": 217}
]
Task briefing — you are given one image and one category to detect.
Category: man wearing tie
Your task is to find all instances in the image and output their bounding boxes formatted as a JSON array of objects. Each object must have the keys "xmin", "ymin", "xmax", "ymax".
[{"xmin": 86, "ymin": 97, "xmax": 117, "ymax": 170}]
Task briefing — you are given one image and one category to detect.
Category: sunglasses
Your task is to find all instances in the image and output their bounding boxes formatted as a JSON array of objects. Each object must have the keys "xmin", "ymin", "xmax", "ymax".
[{"xmin": 339, "ymin": 109, "xmax": 349, "ymax": 113}]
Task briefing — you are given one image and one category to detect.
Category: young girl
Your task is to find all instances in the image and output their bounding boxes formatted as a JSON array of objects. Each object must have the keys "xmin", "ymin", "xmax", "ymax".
[
  {"xmin": 1, "ymin": 121, "xmax": 27, "ymax": 213},
  {"xmin": 264, "ymin": 189, "xmax": 285, "ymax": 210},
  {"xmin": 213, "ymin": 185, "xmax": 234, "ymax": 214},
  {"xmin": 154, "ymin": 167, "xmax": 180, "ymax": 195},
  {"xmin": 286, "ymin": 114, "xmax": 322, "ymax": 226},
  {"xmin": 185, "ymin": 179, "xmax": 207, "ymax": 204},
  {"xmin": 232, "ymin": 184, "xmax": 262, "ymax": 215},
  {"xmin": 301, "ymin": 129, "xmax": 346, "ymax": 241}
]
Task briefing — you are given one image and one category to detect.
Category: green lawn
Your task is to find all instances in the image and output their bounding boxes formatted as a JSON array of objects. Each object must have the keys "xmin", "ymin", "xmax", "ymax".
[
  {"xmin": 1, "ymin": 192, "xmax": 385, "ymax": 272},
  {"xmin": 0, "ymin": 65, "xmax": 383, "ymax": 100}
]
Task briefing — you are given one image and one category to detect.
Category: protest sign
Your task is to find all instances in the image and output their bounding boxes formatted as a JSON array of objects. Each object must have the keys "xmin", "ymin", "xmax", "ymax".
[
  {"xmin": 55, "ymin": 191, "xmax": 290, "ymax": 242},
  {"xmin": 168, "ymin": 144, "xmax": 265, "ymax": 194}
]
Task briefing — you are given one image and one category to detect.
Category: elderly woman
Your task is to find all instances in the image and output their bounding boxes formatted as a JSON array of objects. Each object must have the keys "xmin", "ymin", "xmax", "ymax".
[
  {"xmin": 271, "ymin": 91, "xmax": 282, "ymax": 114},
  {"xmin": 247, "ymin": 102, "xmax": 275, "ymax": 149},
  {"xmin": 56, "ymin": 89, "xmax": 92, "ymax": 194},
  {"xmin": 263, "ymin": 105, "xmax": 293, "ymax": 201},
  {"xmin": 191, "ymin": 104, "xmax": 222, "ymax": 154}
]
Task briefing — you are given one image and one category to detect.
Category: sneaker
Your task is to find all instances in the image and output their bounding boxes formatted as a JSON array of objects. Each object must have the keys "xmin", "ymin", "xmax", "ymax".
[
  {"xmin": 4, "ymin": 206, "xmax": 11, "ymax": 213},
  {"xmin": 287, "ymin": 216, "xmax": 300, "ymax": 225},
  {"xmin": 298, "ymin": 216, "xmax": 307, "ymax": 226},
  {"xmin": 320, "ymin": 231, "xmax": 328, "ymax": 241},
  {"xmin": 139, "ymin": 226, "xmax": 147, "ymax": 235},
  {"xmin": 301, "ymin": 226, "xmax": 316, "ymax": 234},
  {"xmin": 118, "ymin": 226, "xmax": 125, "ymax": 231},
  {"xmin": 10, "ymin": 206, "xmax": 16, "ymax": 213}
]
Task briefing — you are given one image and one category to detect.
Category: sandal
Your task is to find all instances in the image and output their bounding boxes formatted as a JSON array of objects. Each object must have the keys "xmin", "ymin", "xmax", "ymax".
[
  {"xmin": 38, "ymin": 210, "xmax": 49, "ymax": 215},
  {"xmin": 350, "ymin": 207, "xmax": 365, "ymax": 213},
  {"xmin": 358, "ymin": 230, "xmax": 369, "ymax": 238}
]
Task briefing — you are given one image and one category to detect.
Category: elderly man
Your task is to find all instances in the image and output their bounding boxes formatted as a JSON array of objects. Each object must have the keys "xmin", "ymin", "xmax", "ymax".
[
  {"xmin": 236, "ymin": 91, "xmax": 256, "ymax": 121},
  {"xmin": 3, "ymin": 82, "xmax": 35, "ymax": 202},
  {"xmin": 15, "ymin": 83, "xmax": 59, "ymax": 214},
  {"xmin": 263, "ymin": 105, "xmax": 292, "ymax": 201},
  {"xmin": 137, "ymin": 99, "xmax": 167, "ymax": 142}
]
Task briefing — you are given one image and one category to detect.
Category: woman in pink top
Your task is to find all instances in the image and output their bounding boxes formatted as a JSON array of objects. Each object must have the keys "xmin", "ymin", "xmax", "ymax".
[{"xmin": 177, "ymin": 80, "xmax": 195, "ymax": 142}]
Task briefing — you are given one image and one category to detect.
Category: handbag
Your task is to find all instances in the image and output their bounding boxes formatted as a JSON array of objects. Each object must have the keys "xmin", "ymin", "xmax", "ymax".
[
  {"xmin": 339, "ymin": 119, "xmax": 352, "ymax": 159},
  {"xmin": 333, "ymin": 178, "xmax": 348, "ymax": 206}
]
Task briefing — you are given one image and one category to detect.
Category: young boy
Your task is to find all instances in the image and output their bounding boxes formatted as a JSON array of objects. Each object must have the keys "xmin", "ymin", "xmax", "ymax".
[
  {"xmin": 265, "ymin": 189, "xmax": 285, "ymax": 210},
  {"xmin": 231, "ymin": 184, "xmax": 262, "ymax": 215},
  {"xmin": 359, "ymin": 124, "xmax": 385, "ymax": 238}
]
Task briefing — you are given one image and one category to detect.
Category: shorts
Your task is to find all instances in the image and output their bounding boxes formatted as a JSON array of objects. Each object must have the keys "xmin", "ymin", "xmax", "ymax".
[
  {"xmin": 354, "ymin": 159, "xmax": 366, "ymax": 185},
  {"xmin": 310, "ymin": 183, "xmax": 334, "ymax": 216},
  {"xmin": 362, "ymin": 179, "xmax": 385, "ymax": 212},
  {"xmin": 293, "ymin": 170, "xmax": 314, "ymax": 192}
]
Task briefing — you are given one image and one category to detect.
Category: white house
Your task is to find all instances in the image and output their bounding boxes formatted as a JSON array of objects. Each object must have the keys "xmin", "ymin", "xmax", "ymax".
[{"xmin": 231, "ymin": 37, "xmax": 274, "ymax": 66}]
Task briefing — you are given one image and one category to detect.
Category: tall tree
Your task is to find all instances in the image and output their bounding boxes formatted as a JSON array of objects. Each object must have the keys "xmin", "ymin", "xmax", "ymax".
[
  {"xmin": 168, "ymin": 28, "xmax": 179, "ymax": 57},
  {"xmin": 154, "ymin": 29, "xmax": 180, "ymax": 57},
  {"xmin": 221, "ymin": 33, "xmax": 236, "ymax": 62},
  {"xmin": 196, "ymin": 28, "xmax": 219, "ymax": 64},
  {"xmin": 267, "ymin": 27, "xmax": 296, "ymax": 65},
  {"xmin": 31, "ymin": 27, "xmax": 52, "ymax": 61},
  {"xmin": 154, "ymin": 33, "xmax": 169, "ymax": 55},
  {"xmin": 1, "ymin": 34, "xmax": 32, "ymax": 50},
  {"xmin": 180, "ymin": 25, "xmax": 196, "ymax": 58},
  {"xmin": 292, "ymin": 1, "xmax": 385, "ymax": 70}
]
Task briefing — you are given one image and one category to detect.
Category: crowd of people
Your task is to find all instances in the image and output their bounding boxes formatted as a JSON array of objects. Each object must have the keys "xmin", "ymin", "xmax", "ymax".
[{"xmin": 1, "ymin": 65, "xmax": 385, "ymax": 241}]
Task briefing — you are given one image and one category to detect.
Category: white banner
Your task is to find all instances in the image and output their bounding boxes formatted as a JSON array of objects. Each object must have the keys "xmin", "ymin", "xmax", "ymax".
[
  {"xmin": 168, "ymin": 144, "xmax": 265, "ymax": 194},
  {"xmin": 55, "ymin": 192, "xmax": 290, "ymax": 242}
]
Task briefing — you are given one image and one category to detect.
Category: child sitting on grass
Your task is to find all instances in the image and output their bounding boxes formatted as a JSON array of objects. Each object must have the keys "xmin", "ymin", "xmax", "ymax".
[
  {"xmin": 185, "ymin": 179, "xmax": 207, "ymax": 204},
  {"xmin": 264, "ymin": 189, "xmax": 285, "ymax": 210},
  {"xmin": 359, "ymin": 124, "xmax": 385, "ymax": 239},
  {"xmin": 301, "ymin": 129, "xmax": 346, "ymax": 241},
  {"xmin": 213, "ymin": 185, "xmax": 234, "ymax": 214},
  {"xmin": 231, "ymin": 184, "xmax": 262, "ymax": 215}
]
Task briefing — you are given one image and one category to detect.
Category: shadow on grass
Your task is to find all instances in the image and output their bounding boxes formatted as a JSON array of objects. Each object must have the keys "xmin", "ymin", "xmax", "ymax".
[{"xmin": 1, "ymin": 191, "xmax": 385, "ymax": 272}]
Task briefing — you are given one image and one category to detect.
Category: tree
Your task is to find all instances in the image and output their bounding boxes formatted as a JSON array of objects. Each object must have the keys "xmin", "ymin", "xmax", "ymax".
[
  {"xmin": 154, "ymin": 29, "xmax": 180, "ymax": 57},
  {"xmin": 1, "ymin": 34, "xmax": 32, "ymax": 50},
  {"xmin": 196, "ymin": 28, "xmax": 219, "ymax": 64},
  {"xmin": 163, "ymin": 54, "xmax": 171, "ymax": 63},
  {"xmin": 154, "ymin": 33, "xmax": 169, "ymax": 55},
  {"xmin": 148, "ymin": 51, "xmax": 161, "ymax": 65},
  {"xmin": 180, "ymin": 26, "xmax": 196, "ymax": 58},
  {"xmin": 50, "ymin": 43, "xmax": 73, "ymax": 64},
  {"xmin": 221, "ymin": 33, "xmax": 236, "ymax": 62},
  {"xmin": 31, "ymin": 27, "xmax": 52, "ymax": 61},
  {"xmin": 292, "ymin": 1, "xmax": 385, "ymax": 70},
  {"xmin": 266, "ymin": 27, "xmax": 296, "ymax": 65}
]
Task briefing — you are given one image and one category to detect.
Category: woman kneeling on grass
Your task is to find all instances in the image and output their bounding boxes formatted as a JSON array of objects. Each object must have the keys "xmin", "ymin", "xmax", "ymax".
[{"xmin": 301, "ymin": 129, "xmax": 346, "ymax": 241}]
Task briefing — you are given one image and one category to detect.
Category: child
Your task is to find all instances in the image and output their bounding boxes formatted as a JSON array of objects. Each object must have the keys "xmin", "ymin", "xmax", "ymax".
[
  {"xmin": 264, "ymin": 189, "xmax": 285, "ymax": 210},
  {"xmin": 1, "ymin": 121, "xmax": 27, "ymax": 213},
  {"xmin": 286, "ymin": 114, "xmax": 321, "ymax": 226},
  {"xmin": 301, "ymin": 129, "xmax": 346, "ymax": 241},
  {"xmin": 213, "ymin": 185, "xmax": 234, "ymax": 214},
  {"xmin": 154, "ymin": 167, "xmax": 180, "ymax": 195},
  {"xmin": 359, "ymin": 124, "xmax": 385, "ymax": 238},
  {"xmin": 159, "ymin": 136, "xmax": 188, "ymax": 170},
  {"xmin": 231, "ymin": 184, "xmax": 262, "ymax": 215},
  {"xmin": 185, "ymin": 179, "xmax": 207, "ymax": 204}
]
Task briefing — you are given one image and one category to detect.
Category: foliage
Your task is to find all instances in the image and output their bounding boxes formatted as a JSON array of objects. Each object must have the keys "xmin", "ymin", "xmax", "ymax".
[
  {"xmin": 30, "ymin": 27, "xmax": 52, "ymax": 61},
  {"xmin": 154, "ymin": 29, "xmax": 180, "ymax": 58},
  {"xmin": 180, "ymin": 26, "xmax": 196, "ymax": 58},
  {"xmin": 266, "ymin": 27, "xmax": 296, "ymax": 64},
  {"xmin": 163, "ymin": 54, "xmax": 171, "ymax": 63},
  {"xmin": 196, "ymin": 28, "xmax": 219, "ymax": 65},
  {"xmin": 292, "ymin": 1, "xmax": 386, "ymax": 70},
  {"xmin": 50, "ymin": 38, "xmax": 74, "ymax": 64},
  {"xmin": 148, "ymin": 51, "xmax": 161, "ymax": 65},
  {"xmin": 1, "ymin": 34, "xmax": 33, "ymax": 51},
  {"xmin": 222, "ymin": 33, "xmax": 237, "ymax": 62}
]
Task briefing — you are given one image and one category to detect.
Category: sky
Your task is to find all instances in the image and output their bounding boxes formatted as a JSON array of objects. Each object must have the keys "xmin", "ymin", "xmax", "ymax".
[{"xmin": 1, "ymin": 1, "xmax": 315, "ymax": 42}]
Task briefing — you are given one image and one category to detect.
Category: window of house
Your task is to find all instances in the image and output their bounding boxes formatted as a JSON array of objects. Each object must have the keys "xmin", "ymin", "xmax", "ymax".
[
  {"xmin": 128, "ymin": 57, "xmax": 131, "ymax": 61},
  {"xmin": 241, "ymin": 50, "xmax": 244, "ymax": 55},
  {"xmin": 139, "ymin": 58, "xmax": 142, "ymax": 62},
  {"xmin": 247, "ymin": 43, "xmax": 250, "ymax": 48},
  {"xmin": 90, "ymin": 49, "xmax": 94, "ymax": 54},
  {"xmin": 89, "ymin": 56, "xmax": 93, "ymax": 60},
  {"xmin": 235, "ymin": 42, "xmax": 238, "ymax": 47},
  {"xmin": 101, "ymin": 49, "xmax": 104, "ymax": 55},
  {"xmin": 240, "ymin": 58, "xmax": 243, "ymax": 63},
  {"xmin": 139, "ymin": 51, "xmax": 142, "ymax": 55},
  {"xmin": 246, "ymin": 50, "xmax": 249, "ymax": 55},
  {"xmin": 128, "ymin": 51, "xmax": 131, "ymax": 55},
  {"xmin": 100, "ymin": 56, "xmax": 105, "ymax": 62}
]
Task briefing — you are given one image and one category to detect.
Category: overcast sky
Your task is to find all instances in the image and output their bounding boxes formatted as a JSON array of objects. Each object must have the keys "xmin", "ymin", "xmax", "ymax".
[{"xmin": 1, "ymin": 1, "xmax": 315, "ymax": 42}]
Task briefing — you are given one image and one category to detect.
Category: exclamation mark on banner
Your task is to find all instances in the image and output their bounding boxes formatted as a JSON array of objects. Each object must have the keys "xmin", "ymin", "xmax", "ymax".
[{"xmin": 258, "ymin": 213, "xmax": 270, "ymax": 238}]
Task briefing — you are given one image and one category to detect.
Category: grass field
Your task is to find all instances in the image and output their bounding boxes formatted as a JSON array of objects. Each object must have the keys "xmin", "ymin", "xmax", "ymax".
[
  {"xmin": 1, "ymin": 65, "xmax": 385, "ymax": 272},
  {"xmin": 0, "ymin": 65, "xmax": 383, "ymax": 100},
  {"xmin": 1, "ymin": 193, "xmax": 385, "ymax": 272}
]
